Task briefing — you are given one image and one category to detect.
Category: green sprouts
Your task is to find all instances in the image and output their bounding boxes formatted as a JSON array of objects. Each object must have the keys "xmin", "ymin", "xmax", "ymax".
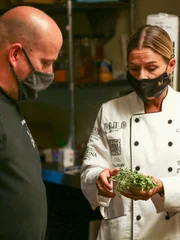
[{"xmin": 110, "ymin": 168, "xmax": 157, "ymax": 192}]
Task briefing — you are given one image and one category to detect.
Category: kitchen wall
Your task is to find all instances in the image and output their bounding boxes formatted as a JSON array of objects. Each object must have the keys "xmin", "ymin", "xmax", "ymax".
[{"xmin": 134, "ymin": 0, "xmax": 180, "ymax": 28}]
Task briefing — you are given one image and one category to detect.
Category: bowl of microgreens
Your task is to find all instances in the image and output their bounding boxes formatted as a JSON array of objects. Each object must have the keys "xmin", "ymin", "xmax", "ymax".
[{"xmin": 110, "ymin": 167, "xmax": 158, "ymax": 194}]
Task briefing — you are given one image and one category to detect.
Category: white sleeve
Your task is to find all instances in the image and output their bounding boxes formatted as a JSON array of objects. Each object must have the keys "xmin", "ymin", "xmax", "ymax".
[
  {"xmin": 80, "ymin": 104, "xmax": 113, "ymax": 210},
  {"xmin": 151, "ymin": 176, "xmax": 180, "ymax": 213}
]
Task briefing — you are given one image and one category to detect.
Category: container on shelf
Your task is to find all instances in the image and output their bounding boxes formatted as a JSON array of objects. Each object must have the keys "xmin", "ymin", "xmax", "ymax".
[
  {"xmin": 74, "ymin": 36, "xmax": 93, "ymax": 84},
  {"xmin": 54, "ymin": 49, "xmax": 68, "ymax": 82},
  {"xmin": 74, "ymin": 35, "xmax": 105, "ymax": 84},
  {"xmin": 55, "ymin": 148, "xmax": 75, "ymax": 171},
  {"xmin": 91, "ymin": 35, "xmax": 105, "ymax": 82},
  {"xmin": 99, "ymin": 59, "xmax": 113, "ymax": 82},
  {"xmin": 91, "ymin": 35, "xmax": 104, "ymax": 60}
]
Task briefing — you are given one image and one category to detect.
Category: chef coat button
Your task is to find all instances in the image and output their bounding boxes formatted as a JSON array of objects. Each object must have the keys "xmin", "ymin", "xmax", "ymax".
[
  {"xmin": 168, "ymin": 119, "xmax": 172, "ymax": 124},
  {"xmin": 134, "ymin": 141, "xmax": 139, "ymax": 146},
  {"xmin": 168, "ymin": 167, "xmax": 173, "ymax": 172},
  {"xmin": 168, "ymin": 142, "xmax": 173, "ymax": 146},
  {"xmin": 136, "ymin": 215, "xmax": 141, "ymax": 221},
  {"xmin": 135, "ymin": 166, "xmax": 140, "ymax": 171},
  {"xmin": 135, "ymin": 118, "xmax": 140, "ymax": 123},
  {"xmin": 165, "ymin": 215, "xmax": 170, "ymax": 220}
]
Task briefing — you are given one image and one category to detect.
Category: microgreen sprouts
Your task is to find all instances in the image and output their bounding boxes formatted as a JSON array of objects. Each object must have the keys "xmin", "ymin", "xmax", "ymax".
[{"xmin": 110, "ymin": 168, "xmax": 157, "ymax": 192}]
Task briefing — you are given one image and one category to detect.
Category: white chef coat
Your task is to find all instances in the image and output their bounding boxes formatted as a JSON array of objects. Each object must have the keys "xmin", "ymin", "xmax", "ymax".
[{"xmin": 81, "ymin": 86, "xmax": 180, "ymax": 240}]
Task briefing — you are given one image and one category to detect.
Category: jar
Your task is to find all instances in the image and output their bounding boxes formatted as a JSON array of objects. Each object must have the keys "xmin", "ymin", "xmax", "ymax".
[
  {"xmin": 91, "ymin": 35, "xmax": 105, "ymax": 82},
  {"xmin": 99, "ymin": 60, "xmax": 113, "ymax": 82},
  {"xmin": 74, "ymin": 36, "xmax": 94, "ymax": 84},
  {"xmin": 92, "ymin": 35, "xmax": 105, "ymax": 60}
]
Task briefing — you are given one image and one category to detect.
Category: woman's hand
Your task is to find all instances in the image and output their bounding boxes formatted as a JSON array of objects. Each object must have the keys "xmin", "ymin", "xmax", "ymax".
[
  {"xmin": 96, "ymin": 168, "xmax": 119, "ymax": 198},
  {"xmin": 120, "ymin": 177, "xmax": 164, "ymax": 201}
]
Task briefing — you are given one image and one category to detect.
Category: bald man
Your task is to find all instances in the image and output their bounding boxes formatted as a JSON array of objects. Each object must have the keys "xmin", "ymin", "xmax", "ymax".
[{"xmin": 0, "ymin": 6, "xmax": 63, "ymax": 240}]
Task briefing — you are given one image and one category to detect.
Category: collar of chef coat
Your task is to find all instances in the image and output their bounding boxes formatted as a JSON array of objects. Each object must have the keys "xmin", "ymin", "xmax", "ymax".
[{"xmin": 131, "ymin": 86, "xmax": 176, "ymax": 115}]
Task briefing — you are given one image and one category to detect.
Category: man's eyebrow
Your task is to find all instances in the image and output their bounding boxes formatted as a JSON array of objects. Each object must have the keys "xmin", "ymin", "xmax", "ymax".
[{"xmin": 42, "ymin": 58, "xmax": 56, "ymax": 62}]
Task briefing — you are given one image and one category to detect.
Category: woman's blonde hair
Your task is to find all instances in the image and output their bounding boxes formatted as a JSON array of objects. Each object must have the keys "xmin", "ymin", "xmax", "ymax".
[{"xmin": 127, "ymin": 25, "xmax": 173, "ymax": 63}]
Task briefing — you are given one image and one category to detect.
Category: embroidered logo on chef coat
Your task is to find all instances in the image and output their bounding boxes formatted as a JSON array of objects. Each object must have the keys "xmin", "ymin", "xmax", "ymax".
[
  {"xmin": 89, "ymin": 127, "xmax": 101, "ymax": 141},
  {"xmin": 89, "ymin": 134, "xmax": 100, "ymax": 142},
  {"xmin": 112, "ymin": 157, "xmax": 124, "ymax": 168},
  {"xmin": 84, "ymin": 146, "xmax": 97, "ymax": 160},
  {"xmin": 88, "ymin": 127, "xmax": 102, "ymax": 142},
  {"xmin": 92, "ymin": 127, "xmax": 101, "ymax": 136},
  {"xmin": 108, "ymin": 139, "xmax": 121, "ymax": 155},
  {"xmin": 104, "ymin": 121, "xmax": 126, "ymax": 134},
  {"xmin": 21, "ymin": 120, "xmax": 36, "ymax": 148}
]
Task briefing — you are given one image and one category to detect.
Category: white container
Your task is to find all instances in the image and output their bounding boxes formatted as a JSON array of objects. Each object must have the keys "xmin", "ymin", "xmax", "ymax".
[
  {"xmin": 57, "ymin": 148, "xmax": 75, "ymax": 171},
  {"xmin": 147, "ymin": 13, "xmax": 179, "ymax": 90}
]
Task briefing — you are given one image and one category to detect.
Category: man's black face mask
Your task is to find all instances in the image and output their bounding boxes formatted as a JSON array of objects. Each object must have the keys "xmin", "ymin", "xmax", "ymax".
[{"xmin": 10, "ymin": 48, "xmax": 54, "ymax": 101}]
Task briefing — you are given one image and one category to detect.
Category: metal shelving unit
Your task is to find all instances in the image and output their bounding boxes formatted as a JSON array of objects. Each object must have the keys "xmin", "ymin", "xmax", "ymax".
[
  {"xmin": 66, "ymin": 0, "xmax": 135, "ymax": 155},
  {"xmin": 67, "ymin": 0, "xmax": 76, "ymax": 152}
]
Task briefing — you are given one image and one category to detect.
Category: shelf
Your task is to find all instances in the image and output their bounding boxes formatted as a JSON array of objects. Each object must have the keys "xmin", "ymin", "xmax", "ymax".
[
  {"xmin": 0, "ymin": 0, "xmax": 130, "ymax": 39},
  {"xmin": 51, "ymin": 79, "xmax": 133, "ymax": 91},
  {"xmin": 72, "ymin": 0, "xmax": 130, "ymax": 39},
  {"xmin": 51, "ymin": 81, "xmax": 70, "ymax": 89},
  {"xmin": 0, "ymin": 3, "xmax": 67, "ymax": 15},
  {"xmin": 76, "ymin": 79, "xmax": 130, "ymax": 88},
  {"xmin": 74, "ymin": 0, "xmax": 130, "ymax": 10},
  {"xmin": 24, "ymin": 3, "xmax": 67, "ymax": 14},
  {"xmin": 0, "ymin": 0, "xmax": 130, "ymax": 14}
]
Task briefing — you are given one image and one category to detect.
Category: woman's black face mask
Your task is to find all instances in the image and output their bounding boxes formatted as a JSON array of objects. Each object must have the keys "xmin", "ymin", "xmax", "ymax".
[{"xmin": 126, "ymin": 71, "xmax": 171, "ymax": 101}]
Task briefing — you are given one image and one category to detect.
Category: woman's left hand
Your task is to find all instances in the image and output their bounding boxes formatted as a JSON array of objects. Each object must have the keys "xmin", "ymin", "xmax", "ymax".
[{"xmin": 120, "ymin": 177, "xmax": 164, "ymax": 201}]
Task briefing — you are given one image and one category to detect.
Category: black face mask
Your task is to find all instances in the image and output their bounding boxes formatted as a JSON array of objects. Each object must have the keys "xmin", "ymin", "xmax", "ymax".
[
  {"xmin": 10, "ymin": 48, "xmax": 54, "ymax": 101},
  {"xmin": 126, "ymin": 71, "xmax": 171, "ymax": 101}
]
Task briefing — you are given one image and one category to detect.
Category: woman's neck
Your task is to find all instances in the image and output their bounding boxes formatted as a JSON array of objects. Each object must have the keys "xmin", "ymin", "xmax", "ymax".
[{"xmin": 144, "ymin": 88, "xmax": 168, "ymax": 113}]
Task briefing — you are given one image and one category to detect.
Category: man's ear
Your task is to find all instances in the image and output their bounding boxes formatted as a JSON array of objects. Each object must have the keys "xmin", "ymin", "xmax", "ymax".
[
  {"xmin": 8, "ymin": 43, "xmax": 23, "ymax": 67},
  {"xmin": 167, "ymin": 58, "xmax": 176, "ymax": 75}
]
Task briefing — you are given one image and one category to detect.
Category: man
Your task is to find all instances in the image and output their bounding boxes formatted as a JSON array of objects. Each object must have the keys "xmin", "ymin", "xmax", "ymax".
[{"xmin": 0, "ymin": 5, "xmax": 63, "ymax": 240}]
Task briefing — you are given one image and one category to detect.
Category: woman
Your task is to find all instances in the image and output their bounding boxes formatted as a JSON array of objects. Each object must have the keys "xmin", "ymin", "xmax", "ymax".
[{"xmin": 81, "ymin": 25, "xmax": 180, "ymax": 240}]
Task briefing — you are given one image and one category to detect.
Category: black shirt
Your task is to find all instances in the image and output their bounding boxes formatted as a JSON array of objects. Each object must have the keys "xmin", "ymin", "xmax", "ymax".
[{"xmin": 0, "ymin": 89, "xmax": 47, "ymax": 240}]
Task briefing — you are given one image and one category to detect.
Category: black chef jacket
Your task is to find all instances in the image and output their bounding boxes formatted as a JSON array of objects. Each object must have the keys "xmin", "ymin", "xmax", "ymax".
[{"xmin": 0, "ymin": 89, "xmax": 47, "ymax": 240}]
